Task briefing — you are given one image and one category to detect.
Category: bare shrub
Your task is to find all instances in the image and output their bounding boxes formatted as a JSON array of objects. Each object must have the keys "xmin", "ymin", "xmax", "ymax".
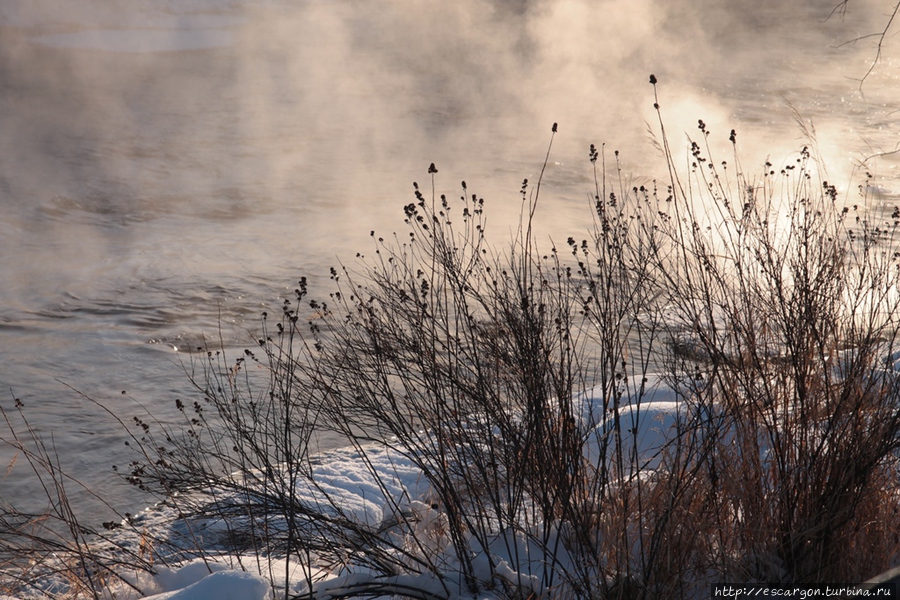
[
  {"xmin": 634, "ymin": 78, "xmax": 900, "ymax": 586},
  {"xmin": 4, "ymin": 78, "xmax": 900, "ymax": 599}
]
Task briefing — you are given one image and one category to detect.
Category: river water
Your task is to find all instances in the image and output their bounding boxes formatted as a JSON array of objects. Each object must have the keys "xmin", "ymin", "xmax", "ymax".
[{"xmin": 0, "ymin": 0, "xmax": 898, "ymax": 523}]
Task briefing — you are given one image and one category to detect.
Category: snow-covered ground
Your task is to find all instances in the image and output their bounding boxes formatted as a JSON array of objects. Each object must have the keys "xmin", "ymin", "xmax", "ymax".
[
  {"xmin": 4, "ymin": 373, "xmax": 691, "ymax": 600},
  {"xmin": 5, "ymin": 333, "xmax": 899, "ymax": 598}
]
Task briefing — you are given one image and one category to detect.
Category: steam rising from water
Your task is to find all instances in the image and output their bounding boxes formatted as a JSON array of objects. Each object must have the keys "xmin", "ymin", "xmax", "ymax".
[
  {"xmin": 0, "ymin": 1, "xmax": 893, "ymax": 228},
  {"xmin": 0, "ymin": 0, "xmax": 897, "ymax": 517}
]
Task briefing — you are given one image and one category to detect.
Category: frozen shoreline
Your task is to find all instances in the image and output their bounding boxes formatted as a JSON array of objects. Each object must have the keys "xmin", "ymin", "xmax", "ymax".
[{"xmin": 11, "ymin": 374, "xmax": 687, "ymax": 600}]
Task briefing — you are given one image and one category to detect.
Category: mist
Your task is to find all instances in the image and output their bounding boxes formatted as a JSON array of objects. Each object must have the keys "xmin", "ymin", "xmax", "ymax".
[
  {"xmin": 1, "ymin": 0, "xmax": 889, "ymax": 214},
  {"xmin": 0, "ymin": 0, "xmax": 897, "ymax": 518}
]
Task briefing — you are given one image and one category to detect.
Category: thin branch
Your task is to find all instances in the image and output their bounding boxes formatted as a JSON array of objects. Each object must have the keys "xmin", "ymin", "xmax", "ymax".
[{"xmin": 832, "ymin": 0, "xmax": 900, "ymax": 95}]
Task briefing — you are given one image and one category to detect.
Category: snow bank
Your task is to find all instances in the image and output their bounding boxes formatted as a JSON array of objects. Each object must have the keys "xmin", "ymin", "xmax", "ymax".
[
  {"xmin": 579, "ymin": 375, "xmax": 688, "ymax": 473},
  {"xmin": 147, "ymin": 568, "xmax": 268, "ymax": 600},
  {"xmin": 7, "ymin": 373, "xmax": 695, "ymax": 599}
]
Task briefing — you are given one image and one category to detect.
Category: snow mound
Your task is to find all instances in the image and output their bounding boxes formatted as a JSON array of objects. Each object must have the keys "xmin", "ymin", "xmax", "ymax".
[{"xmin": 147, "ymin": 568, "xmax": 268, "ymax": 600}]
